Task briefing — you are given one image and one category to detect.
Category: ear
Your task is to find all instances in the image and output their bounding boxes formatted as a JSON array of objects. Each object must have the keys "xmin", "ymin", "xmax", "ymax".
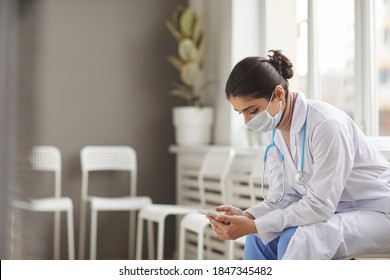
[{"xmin": 274, "ymin": 85, "xmax": 286, "ymax": 101}]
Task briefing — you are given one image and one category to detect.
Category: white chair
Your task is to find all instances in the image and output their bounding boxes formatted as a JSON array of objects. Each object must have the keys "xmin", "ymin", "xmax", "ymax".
[
  {"xmin": 228, "ymin": 151, "xmax": 264, "ymax": 259},
  {"xmin": 247, "ymin": 151, "xmax": 266, "ymax": 204},
  {"xmin": 12, "ymin": 146, "xmax": 75, "ymax": 259},
  {"xmin": 78, "ymin": 146, "xmax": 152, "ymax": 260},
  {"xmin": 228, "ymin": 236, "xmax": 246, "ymax": 260},
  {"xmin": 178, "ymin": 147, "xmax": 236, "ymax": 260},
  {"xmin": 136, "ymin": 147, "xmax": 235, "ymax": 260}
]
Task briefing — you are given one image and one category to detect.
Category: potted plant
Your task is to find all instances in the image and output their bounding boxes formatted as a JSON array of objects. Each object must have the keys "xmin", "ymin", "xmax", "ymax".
[{"xmin": 165, "ymin": 5, "xmax": 213, "ymax": 145}]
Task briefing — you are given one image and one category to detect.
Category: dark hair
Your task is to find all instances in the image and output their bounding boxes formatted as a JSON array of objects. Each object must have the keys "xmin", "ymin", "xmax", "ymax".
[{"xmin": 225, "ymin": 50, "xmax": 294, "ymax": 101}]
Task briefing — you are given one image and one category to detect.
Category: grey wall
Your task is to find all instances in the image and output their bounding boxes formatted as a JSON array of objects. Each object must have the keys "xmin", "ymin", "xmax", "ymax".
[
  {"xmin": 13, "ymin": 0, "xmax": 186, "ymax": 259},
  {"xmin": 0, "ymin": 0, "xmax": 18, "ymax": 260}
]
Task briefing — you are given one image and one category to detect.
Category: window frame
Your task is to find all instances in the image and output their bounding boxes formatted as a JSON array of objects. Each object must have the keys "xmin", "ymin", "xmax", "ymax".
[{"xmin": 305, "ymin": 0, "xmax": 378, "ymax": 135}]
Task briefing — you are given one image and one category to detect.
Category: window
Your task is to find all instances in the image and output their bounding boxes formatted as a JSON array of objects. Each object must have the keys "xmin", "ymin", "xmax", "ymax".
[
  {"xmin": 294, "ymin": 0, "xmax": 387, "ymax": 136},
  {"xmin": 318, "ymin": 0, "xmax": 355, "ymax": 118},
  {"xmin": 296, "ymin": 0, "xmax": 308, "ymax": 93},
  {"xmin": 376, "ymin": 0, "xmax": 390, "ymax": 135}
]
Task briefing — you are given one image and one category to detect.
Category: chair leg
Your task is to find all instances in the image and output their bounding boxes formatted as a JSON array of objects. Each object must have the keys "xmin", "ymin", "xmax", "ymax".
[
  {"xmin": 54, "ymin": 210, "xmax": 61, "ymax": 260},
  {"xmin": 157, "ymin": 220, "xmax": 165, "ymax": 260},
  {"xmin": 147, "ymin": 220, "xmax": 154, "ymax": 260},
  {"xmin": 128, "ymin": 211, "xmax": 136, "ymax": 259},
  {"xmin": 90, "ymin": 208, "xmax": 98, "ymax": 260},
  {"xmin": 67, "ymin": 209, "xmax": 75, "ymax": 260},
  {"xmin": 78, "ymin": 201, "xmax": 87, "ymax": 260},
  {"xmin": 228, "ymin": 240, "xmax": 235, "ymax": 260},
  {"xmin": 136, "ymin": 215, "xmax": 144, "ymax": 260},
  {"xmin": 197, "ymin": 228, "xmax": 205, "ymax": 260},
  {"xmin": 179, "ymin": 223, "xmax": 186, "ymax": 260}
]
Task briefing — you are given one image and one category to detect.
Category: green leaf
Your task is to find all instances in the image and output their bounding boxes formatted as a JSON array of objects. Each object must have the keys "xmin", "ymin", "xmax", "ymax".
[
  {"xmin": 167, "ymin": 55, "xmax": 183, "ymax": 71},
  {"xmin": 169, "ymin": 86, "xmax": 192, "ymax": 104},
  {"xmin": 192, "ymin": 11, "xmax": 204, "ymax": 45},
  {"xmin": 197, "ymin": 39, "xmax": 206, "ymax": 66},
  {"xmin": 172, "ymin": 6, "xmax": 185, "ymax": 29},
  {"xmin": 180, "ymin": 62, "xmax": 200, "ymax": 86},
  {"xmin": 178, "ymin": 39, "xmax": 198, "ymax": 61},
  {"xmin": 165, "ymin": 21, "xmax": 182, "ymax": 42},
  {"xmin": 179, "ymin": 8, "xmax": 196, "ymax": 37}
]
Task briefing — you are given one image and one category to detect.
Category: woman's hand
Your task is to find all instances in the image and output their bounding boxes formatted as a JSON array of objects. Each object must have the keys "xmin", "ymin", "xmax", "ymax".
[
  {"xmin": 215, "ymin": 205, "xmax": 243, "ymax": 216},
  {"xmin": 208, "ymin": 205, "xmax": 257, "ymax": 240}
]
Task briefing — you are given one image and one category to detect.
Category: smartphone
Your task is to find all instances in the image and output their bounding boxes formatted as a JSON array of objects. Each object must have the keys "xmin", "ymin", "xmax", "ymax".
[
  {"xmin": 199, "ymin": 209, "xmax": 230, "ymax": 225},
  {"xmin": 198, "ymin": 209, "xmax": 219, "ymax": 218}
]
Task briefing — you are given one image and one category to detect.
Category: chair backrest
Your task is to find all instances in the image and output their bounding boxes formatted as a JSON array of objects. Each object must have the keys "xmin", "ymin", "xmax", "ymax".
[
  {"xmin": 80, "ymin": 146, "xmax": 137, "ymax": 199},
  {"xmin": 30, "ymin": 146, "xmax": 61, "ymax": 171},
  {"xmin": 198, "ymin": 147, "xmax": 236, "ymax": 207},
  {"xmin": 229, "ymin": 151, "xmax": 263, "ymax": 208},
  {"xmin": 30, "ymin": 146, "xmax": 62, "ymax": 198},
  {"xmin": 248, "ymin": 151, "xmax": 264, "ymax": 204}
]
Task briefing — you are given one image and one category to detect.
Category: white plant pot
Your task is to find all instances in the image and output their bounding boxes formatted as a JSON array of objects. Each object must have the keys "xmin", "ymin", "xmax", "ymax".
[{"xmin": 173, "ymin": 106, "xmax": 213, "ymax": 145}]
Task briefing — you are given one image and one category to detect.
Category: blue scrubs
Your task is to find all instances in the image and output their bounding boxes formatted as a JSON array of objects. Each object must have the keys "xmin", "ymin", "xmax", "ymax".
[{"xmin": 243, "ymin": 227, "xmax": 297, "ymax": 260}]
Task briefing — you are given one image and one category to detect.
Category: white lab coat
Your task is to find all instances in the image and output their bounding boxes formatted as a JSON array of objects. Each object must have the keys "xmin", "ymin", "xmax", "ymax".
[{"xmin": 246, "ymin": 92, "xmax": 390, "ymax": 259}]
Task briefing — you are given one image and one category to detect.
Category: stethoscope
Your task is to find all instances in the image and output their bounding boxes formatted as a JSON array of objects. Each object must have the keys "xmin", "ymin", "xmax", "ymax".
[{"xmin": 261, "ymin": 120, "xmax": 309, "ymax": 203}]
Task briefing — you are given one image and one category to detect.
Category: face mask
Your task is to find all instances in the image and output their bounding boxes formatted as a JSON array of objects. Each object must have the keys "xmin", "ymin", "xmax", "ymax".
[{"xmin": 245, "ymin": 92, "xmax": 283, "ymax": 133}]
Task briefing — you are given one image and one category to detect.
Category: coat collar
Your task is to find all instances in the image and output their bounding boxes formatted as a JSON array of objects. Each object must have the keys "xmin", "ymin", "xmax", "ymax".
[{"xmin": 290, "ymin": 92, "xmax": 308, "ymax": 135}]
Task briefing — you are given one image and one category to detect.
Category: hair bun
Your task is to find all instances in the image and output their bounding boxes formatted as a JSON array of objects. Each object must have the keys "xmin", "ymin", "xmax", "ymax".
[{"xmin": 267, "ymin": 50, "xmax": 294, "ymax": 80}]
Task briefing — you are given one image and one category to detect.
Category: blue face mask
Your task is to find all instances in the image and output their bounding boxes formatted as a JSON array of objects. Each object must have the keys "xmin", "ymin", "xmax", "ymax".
[{"xmin": 245, "ymin": 91, "xmax": 283, "ymax": 133}]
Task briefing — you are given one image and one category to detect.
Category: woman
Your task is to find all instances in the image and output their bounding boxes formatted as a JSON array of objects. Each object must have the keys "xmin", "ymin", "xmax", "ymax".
[{"xmin": 208, "ymin": 50, "xmax": 390, "ymax": 259}]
